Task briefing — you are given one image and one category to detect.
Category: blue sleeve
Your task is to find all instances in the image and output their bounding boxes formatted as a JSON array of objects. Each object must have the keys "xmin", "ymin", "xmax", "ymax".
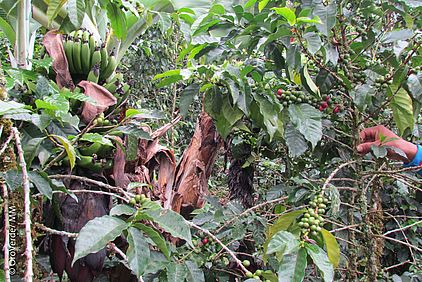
[{"xmin": 403, "ymin": 144, "xmax": 422, "ymax": 176}]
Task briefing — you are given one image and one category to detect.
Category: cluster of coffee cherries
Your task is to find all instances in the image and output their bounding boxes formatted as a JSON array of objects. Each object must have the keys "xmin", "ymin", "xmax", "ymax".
[
  {"xmin": 276, "ymin": 87, "xmax": 318, "ymax": 107},
  {"xmin": 243, "ymin": 259, "xmax": 273, "ymax": 281},
  {"xmin": 374, "ymin": 75, "xmax": 392, "ymax": 89},
  {"xmin": 128, "ymin": 194, "xmax": 150, "ymax": 205},
  {"xmin": 276, "ymin": 87, "xmax": 342, "ymax": 114},
  {"xmin": 298, "ymin": 194, "xmax": 330, "ymax": 238},
  {"xmin": 319, "ymin": 95, "xmax": 343, "ymax": 114}
]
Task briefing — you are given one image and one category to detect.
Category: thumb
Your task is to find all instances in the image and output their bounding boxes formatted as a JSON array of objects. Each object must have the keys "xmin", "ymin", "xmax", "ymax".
[{"xmin": 357, "ymin": 142, "xmax": 377, "ymax": 155}]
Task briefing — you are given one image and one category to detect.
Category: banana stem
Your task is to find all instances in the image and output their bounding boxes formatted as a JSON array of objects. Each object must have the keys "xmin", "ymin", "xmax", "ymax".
[{"xmin": 16, "ymin": 0, "xmax": 31, "ymax": 69}]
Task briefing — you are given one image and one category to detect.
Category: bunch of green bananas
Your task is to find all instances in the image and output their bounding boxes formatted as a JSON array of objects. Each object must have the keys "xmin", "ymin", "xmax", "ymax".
[{"xmin": 63, "ymin": 29, "xmax": 117, "ymax": 82}]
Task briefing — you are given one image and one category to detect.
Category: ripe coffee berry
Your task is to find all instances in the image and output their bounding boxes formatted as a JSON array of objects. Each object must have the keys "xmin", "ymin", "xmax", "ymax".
[
  {"xmin": 202, "ymin": 238, "xmax": 209, "ymax": 244},
  {"xmin": 321, "ymin": 101, "xmax": 328, "ymax": 109},
  {"xmin": 277, "ymin": 88, "xmax": 283, "ymax": 96},
  {"xmin": 333, "ymin": 105, "xmax": 340, "ymax": 114}
]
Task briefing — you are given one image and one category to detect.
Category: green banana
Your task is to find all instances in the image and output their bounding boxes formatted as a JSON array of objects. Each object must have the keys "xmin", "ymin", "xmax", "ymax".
[
  {"xmin": 104, "ymin": 80, "xmax": 120, "ymax": 93},
  {"xmin": 90, "ymin": 47, "xmax": 101, "ymax": 70},
  {"xmin": 99, "ymin": 44, "xmax": 108, "ymax": 74},
  {"xmin": 82, "ymin": 29, "xmax": 90, "ymax": 43},
  {"xmin": 89, "ymin": 34, "xmax": 97, "ymax": 56},
  {"xmin": 101, "ymin": 52, "xmax": 117, "ymax": 81},
  {"xmin": 87, "ymin": 64, "xmax": 100, "ymax": 83},
  {"xmin": 63, "ymin": 35, "xmax": 76, "ymax": 74},
  {"xmin": 81, "ymin": 31, "xmax": 91, "ymax": 74},
  {"xmin": 79, "ymin": 142, "xmax": 102, "ymax": 156},
  {"xmin": 121, "ymin": 83, "xmax": 130, "ymax": 94},
  {"xmin": 76, "ymin": 155, "xmax": 112, "ymax": 172},
  {"xmin": 77, "ymin": 155, "xmax": 94, "ymax": 168},
  {"xmin": 72, "ymin": 30, "xmax": 84, "ymax": 74},
  {"xmin": 106, "ymin": 72, "xmax": 123, "ymax": 84}
]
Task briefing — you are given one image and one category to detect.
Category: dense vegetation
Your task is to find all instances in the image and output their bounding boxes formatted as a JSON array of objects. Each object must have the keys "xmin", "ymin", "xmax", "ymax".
[{"xmin": 0, "ymin": 0, "xmax": 421, "ymax": 281}]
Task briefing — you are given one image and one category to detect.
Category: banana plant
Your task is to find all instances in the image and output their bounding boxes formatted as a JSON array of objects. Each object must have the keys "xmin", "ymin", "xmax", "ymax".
[{"xmin": 0, "ymin": 0, "xmax": 41, "ymax": 69}]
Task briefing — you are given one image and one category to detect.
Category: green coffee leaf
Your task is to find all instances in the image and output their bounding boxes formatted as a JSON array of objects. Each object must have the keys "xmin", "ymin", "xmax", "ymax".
[
  {"xmin": 301, "ymin": 64, "xmax": 320, "ymax": 97},
  {"xmin": 127, "ymin": 227, "xmax": 151, "ymax": 278},
  {"xmin": 110, "ymin": 204, "xmax": 136, "ymax": 216},
  {"xmin": 388, "ymin": 85, "xmax": 414, "ymax": 135},
  {"xmin": 266, "ymin": 231, "xmax": 299, "ymax": 255},
  {"xmin": 73, "ymin": 216, "xmax": 128, "ymax": 265},
  {"xmin": 320, "ymin": 229, "xmax": 340, "ymax": 267},
  {"xmin": 288, "ymin": 104, "xmax": 322, "ymax": 148},
  {"xmin": 166, "ymin": 262, "xmax": 188, "ymax": 281},
  {"xmin": 133, "ymin": 223, "xmax": 170, "ymax": 260},
  {"xmin": 272, "ymin": 7, "xmax": 296, "ymax": 26},
  {"xmin": 305, "ymin": 243, "xmax": 334, "ymax": 282},
  {"xmin": 185, "ymin": 261, "xmax": 205, "ymax": 282},
  {"xmin": 50, "ymin": 134, "xmax": 76, "ymax": 170},
  {"xmin": 142, "ymin": 208, "xmax": 193, "ymax": 246},
  {"xmin": 278, "ymin": 247, "xmax": 307, "ymax": 282}
]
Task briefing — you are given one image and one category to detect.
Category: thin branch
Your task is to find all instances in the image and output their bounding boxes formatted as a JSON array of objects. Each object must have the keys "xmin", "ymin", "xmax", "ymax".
[
  {"xmin": 322, "ymin": 160, "xmax": 357, "ymax": 192},
  {"xmin": 330, "ymin": 224, "xmax": 361, "ymax": 233},
  {"xmin": 331, "ymin": 178, "xmax": 358, "ymax": 183},
  {"xmin": 48, "ymin": 174, "xmax": 134, "ymax": 199},
  {"xmin": 11, "ymin": 127, "xmax": 33, "ymax": 281},
  {"xmin": 186, "ymin": 221, "xmax": 249, "ymax": 274},
  {"xmin": 383, "ymin": 220, "xmax": 422, "ymax": 237},
  {"xmin": 323, "ymin": 134, "xmax": 354, "ymax": 151},
  {"xmin": 384, "ymin": 211, "xmax": 416, "ymax": 263},
  {"xmin": 2, "ymin": 182, "xmax": 11, "ymax": 282},
  {"xmin": 375, "ymin": 234, "xmax": 422, "ymax": 253},
  {"xmin": 336, "ymin": 186, "xmax": 358, "ymax": 192},
  {"xmin": 363, "ymin": 164, "xmax": 422, "ymax": 175},
  {"xmin": 384, "ymin": 260, "xmax": 411, "ymax": 271},
  {"xmin": 34, "ymin": 189, "xmax": 129, "ymax": 203},
  {"xmin": 216, "ymin": 196, "xmax": 288, "ymax": 233},
  {"xmin": 34, "ymin": 223, "xmax": 78, "ymax": 238},
  {"xmin": 107, "ymin": 242, "xmax": 128, "ymax": 262},
  {"xmin": 0, "ymin": 132, "xmax": 14, "ymax": 157}
]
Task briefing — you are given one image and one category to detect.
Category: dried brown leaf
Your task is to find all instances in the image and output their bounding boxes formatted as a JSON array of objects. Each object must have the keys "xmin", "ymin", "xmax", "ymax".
[
  {"xmin": 78, "ymin": 81, "xmax": 117, "ymax": 124},
  {"xmin": 43, "ymin": 30, "xmax": 75, "ymax": 90}
]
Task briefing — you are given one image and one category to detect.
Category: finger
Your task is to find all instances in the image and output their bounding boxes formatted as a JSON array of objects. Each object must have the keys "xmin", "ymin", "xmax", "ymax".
[
  {"xmin": 359, "ymin": 127, "xmax": 378, "ymax": 142},
  {"xmin": 357, "ymin": 141, "xmax": 378, "ymax": 155}
]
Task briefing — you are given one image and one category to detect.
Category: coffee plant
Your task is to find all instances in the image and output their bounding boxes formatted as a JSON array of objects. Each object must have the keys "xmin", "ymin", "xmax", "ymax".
[{"xmin": 0, "ymin": 0, "xmax": 421, "ymax": 281}]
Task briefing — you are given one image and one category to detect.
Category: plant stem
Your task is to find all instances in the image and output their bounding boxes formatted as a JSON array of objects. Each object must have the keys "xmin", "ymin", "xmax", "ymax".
[
  {"xmin": 186, "ymin": 221, "xmax": 250, "ymax": 274},
  {"xmin": 11, "ymin": 127, "xmax": 33, "ymax": 281},
  {"xmin": 16, "ymin": 0, "xmax": 31, "ymax": 69},
  {"xmin": 2, "ymin": 182, "xmax": 11, "ymax": 282}
]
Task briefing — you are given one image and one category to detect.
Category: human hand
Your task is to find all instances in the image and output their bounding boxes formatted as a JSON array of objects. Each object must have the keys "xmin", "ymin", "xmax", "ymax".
[{"xmin": 357, "ymin": 125, "xmax": 418, "ymax": 162}]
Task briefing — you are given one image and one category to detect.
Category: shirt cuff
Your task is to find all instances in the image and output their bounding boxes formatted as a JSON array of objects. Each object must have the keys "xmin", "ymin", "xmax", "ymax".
[{"xmin": 403, "ymin": 144, "xmax": 422, "ymax": 176}]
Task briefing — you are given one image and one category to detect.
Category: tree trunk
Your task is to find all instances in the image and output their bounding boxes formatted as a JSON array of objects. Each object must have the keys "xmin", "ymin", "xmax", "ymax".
[{"xmin": 227, "ymin": 138, "xmax": 255, "ymax": 208}]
